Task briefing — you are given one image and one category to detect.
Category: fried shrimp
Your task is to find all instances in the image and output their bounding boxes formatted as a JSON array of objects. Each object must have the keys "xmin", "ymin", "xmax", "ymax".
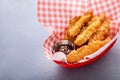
[
  {"xmin": 66, "ymin": 37, "xmax": 111, "ymax": 63},
  {"xmin": 74, "ymin": 20, "xmax": 101, "ymax": 46},
  {"xmin": 89, "ymin": 18, "xmax": 110, "ymax": 42},
  {"xmin": 63, "ymin": 10, "xmax": 111, "ymax": 63},
  {"xmin": 64, "ymin": 16, "xmax": 80, "ymax": 41},
  {"xmin": 67, "ymin": 10, "xmax": 93, "ymax": 38}
]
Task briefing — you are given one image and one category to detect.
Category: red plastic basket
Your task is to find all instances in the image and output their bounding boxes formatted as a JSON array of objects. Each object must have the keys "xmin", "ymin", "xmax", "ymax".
[{"xmin": 38, "ymin": 0, "xmax": 120, "ymax": 68}]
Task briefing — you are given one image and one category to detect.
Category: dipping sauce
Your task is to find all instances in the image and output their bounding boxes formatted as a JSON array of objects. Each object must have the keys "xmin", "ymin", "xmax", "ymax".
[{"xmin": 52, "ymin": 40, "xmax": 75, "ymax": 55}]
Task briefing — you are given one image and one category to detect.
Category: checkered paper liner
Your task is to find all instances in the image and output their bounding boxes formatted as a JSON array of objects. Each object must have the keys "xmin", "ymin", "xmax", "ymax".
[{"xmin": 38, "ymin": 0, "xmax": 120, "ymax": 62}]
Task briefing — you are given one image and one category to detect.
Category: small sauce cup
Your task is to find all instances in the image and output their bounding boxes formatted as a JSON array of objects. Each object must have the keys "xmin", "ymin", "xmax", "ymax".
[{"xmin": 52, "ymin": 40, "xmax": 75, "ymax": 55}]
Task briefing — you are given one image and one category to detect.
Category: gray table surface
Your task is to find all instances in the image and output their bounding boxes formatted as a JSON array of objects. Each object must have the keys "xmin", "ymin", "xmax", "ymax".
[{"xmin": 0, "ymin": 0, "xmax": 120, "ymax": 80}]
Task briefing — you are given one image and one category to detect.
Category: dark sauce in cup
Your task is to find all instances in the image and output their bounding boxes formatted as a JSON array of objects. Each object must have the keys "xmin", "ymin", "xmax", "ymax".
[{"xmin": 52, "ymin": 40, "xmax": 75, "ymax": 55}]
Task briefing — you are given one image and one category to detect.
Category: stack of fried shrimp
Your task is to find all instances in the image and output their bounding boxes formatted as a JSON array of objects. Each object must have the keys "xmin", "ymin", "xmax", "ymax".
[{"xmin": 64, "ymin": 10, "xmax": 111, "ymax": 63}]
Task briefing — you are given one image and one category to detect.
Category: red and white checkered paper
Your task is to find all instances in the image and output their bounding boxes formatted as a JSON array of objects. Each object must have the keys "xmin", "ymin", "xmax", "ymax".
[{"xmin": 37, "ymin": 0, "xmax": 120, "ymax": 60}]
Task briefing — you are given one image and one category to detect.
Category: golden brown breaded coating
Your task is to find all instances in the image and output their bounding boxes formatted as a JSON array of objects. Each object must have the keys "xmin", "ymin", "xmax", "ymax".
[
  {"xmin": 64, "ymin": 34, "xmax": 76, "ymax": 42},
  {"xmin": 73, "ymin": 13, "xmax": 107, "ymax": 46},
  {"xmin": 100, "ymin": 12, "xmax": 106, "ymax": 22},
  {"xmin": 89, "ymin": 18, "xmax": 110, "ymax": 42},
  {"xmin": 63, "ymin": 10, "xmax": 111, "ymax": 64},
  {"xmin": 64, "ymin": 16, "xmax": 81, "ymax": 41},
  {"xmin": 66, "ymin": 37, "xmax": 111, "ymax": 63},
  {"xmin": 67, "ymin": 10, "xmax": 93, "ymax": 38},
  {"xmin": 79, "ymin": 26, "xmax": 88, "ymax": 34},
  {"xmin": 74, "ymin": 20, "xmax": 101, "ymax": 46},
  {"xmin": 69, "ymin": 16, "xmax": 81, "ymax": 26},
  {"xmin": 66, "ymin": 50, "xmax": 80, "ymax": 63},
  {"xmin": 87, "ymin": 16, "xmax": 100, "ymax": 26},
  {"xmin": 87, "ymin": 12, "xmax": 106, "ymax": 26}
]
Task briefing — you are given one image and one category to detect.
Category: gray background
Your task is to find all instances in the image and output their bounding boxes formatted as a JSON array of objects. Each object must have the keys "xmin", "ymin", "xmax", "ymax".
[{"xmin": 0, "ymin": 0, "xmax": 120, "ymax": 80}]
